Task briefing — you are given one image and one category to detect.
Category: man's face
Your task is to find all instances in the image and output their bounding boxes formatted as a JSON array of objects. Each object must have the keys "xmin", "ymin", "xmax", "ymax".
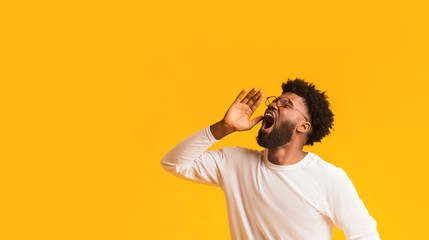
[{"xmin": 256, "ymin": 92, "xmax": 309, "ymax": 149}]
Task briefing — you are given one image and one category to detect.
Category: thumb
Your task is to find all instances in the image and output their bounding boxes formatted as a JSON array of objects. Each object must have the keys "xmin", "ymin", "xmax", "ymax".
[{"xmin": 249, "ymin": 116, "xmax": 264, "ymax": 128}]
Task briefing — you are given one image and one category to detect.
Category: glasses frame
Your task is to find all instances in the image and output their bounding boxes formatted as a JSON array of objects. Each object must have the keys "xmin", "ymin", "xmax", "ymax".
[{"xmin": 265, "ymin": 96, "xmax": 309, "ymax": 122}]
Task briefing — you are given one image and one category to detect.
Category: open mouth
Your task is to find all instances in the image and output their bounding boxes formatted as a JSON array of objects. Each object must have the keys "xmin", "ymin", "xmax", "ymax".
[{"xmin": 262, "ymin": 112, "xmax": 275, "ymax": 130}]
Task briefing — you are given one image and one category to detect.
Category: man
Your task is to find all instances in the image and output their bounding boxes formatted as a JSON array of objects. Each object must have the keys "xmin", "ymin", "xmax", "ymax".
[{"xmin": 161, "ymin": 79, "xmax": 381, "ymax": 240}]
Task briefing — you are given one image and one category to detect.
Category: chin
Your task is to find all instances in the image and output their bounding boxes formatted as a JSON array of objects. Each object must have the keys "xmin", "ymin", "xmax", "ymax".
[{"xmin": 256, "ymin": 121, "xmax": 295, "ymax": 148}]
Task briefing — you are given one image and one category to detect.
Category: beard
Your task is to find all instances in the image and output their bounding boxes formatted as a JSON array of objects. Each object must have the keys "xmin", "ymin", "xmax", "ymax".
[{"xmin": 256, "ymin": 120, "xmax": 296, "ymax": 149}]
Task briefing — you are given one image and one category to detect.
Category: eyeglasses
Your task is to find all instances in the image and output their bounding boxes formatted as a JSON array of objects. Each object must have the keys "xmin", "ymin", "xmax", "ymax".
[{"xmin": 265, "ymin": 96, "xmax": 309, "ymax": 122}]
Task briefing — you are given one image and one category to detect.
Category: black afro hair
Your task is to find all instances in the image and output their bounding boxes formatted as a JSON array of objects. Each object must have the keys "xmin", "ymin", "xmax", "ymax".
[{"xmin": 281, "ymin": 78, "xmax": 334, "ymax": 146}]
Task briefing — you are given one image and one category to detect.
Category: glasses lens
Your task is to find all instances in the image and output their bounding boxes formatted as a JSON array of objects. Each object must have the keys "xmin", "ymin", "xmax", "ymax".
[{"xmin": 278, "ymin": 98, "xmax": 290, "ymax": 107}]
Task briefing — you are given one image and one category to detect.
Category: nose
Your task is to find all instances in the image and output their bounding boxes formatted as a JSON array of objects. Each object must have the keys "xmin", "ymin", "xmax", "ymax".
[{"xmin": 268, "ymin": 102, "xmax": 278, "ymax": 111}]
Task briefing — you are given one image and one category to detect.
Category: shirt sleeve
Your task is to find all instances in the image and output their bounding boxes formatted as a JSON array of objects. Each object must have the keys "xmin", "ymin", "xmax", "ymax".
[
  {"xmin": 160, "ymin": 126, "xmax": 230, "ymax": 189},
  {"xmin": 325, "ymin": 169, "xmax": 381, "ymax": 240}
]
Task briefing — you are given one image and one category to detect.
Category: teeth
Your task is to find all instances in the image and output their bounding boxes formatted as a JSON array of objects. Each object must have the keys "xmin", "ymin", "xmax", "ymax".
[{"xmin": 265, "ymin": 112, "xmax": 274, "ymax": 118}]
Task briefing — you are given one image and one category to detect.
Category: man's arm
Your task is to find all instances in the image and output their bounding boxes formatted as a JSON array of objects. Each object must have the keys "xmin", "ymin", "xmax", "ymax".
[
  {"xmin": 160, "ymin": 88, "xmax": 264, "ymax": 186},
  {"xmin": 326, "ymin": 169, "xmax": 381, "ymax": 240},
  {"xmin": 209, "ymin": 120, "xmax": 235, "ymax": 140},
  {"xmin": 160, "ymin": 125, "xmax": 229, "ymax": 186}
]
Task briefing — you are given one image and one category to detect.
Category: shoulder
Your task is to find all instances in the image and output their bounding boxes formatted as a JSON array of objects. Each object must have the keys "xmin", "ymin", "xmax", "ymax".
[
  {"xmin": 306, "ymin": 153, "xmax": 349, "ymax": 183},
  {"xmin": 225, "ymin": 146, "xmax": 262, "ymax": 158},
  {"xmin": 208, "ymin": 146, "xmax": 261, "ymax": 158},
  {"xmin": 216, "ymin": 146, "xmax": 262, "ymax": 167},
  {"xmin": 216, "ymin": 145, "xmax": 260, "ymax": 153},
  {"xmin": 308, "ymin": 154, "xmax": 359, "ymax": 197}
]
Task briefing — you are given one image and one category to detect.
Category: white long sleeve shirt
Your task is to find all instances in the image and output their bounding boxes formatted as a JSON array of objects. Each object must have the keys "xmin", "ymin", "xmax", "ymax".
[{"xmin": 161, "ymin": 126, "xmax": 381, "ymax": 240}]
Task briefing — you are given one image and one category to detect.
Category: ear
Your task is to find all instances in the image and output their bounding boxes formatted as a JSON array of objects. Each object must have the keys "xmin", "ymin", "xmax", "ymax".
[{"xmin": 297, "ymin": 121, "xmax": 311, "ymax": 134}]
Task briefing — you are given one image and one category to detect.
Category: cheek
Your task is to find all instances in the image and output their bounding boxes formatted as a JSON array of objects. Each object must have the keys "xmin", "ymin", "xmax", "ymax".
[
  {"xmin": 284, "ymin": 113, "xmax": 300, "ymax": 122},
  {"xmin": 277, "ymin": 115, "xmax": 291, "ymax": 124}
]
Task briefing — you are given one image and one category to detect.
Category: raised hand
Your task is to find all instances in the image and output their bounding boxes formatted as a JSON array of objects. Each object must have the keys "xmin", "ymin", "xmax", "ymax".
[
  {"xmin": 222, "ymin": 88, "xmax": 265, "ymax": 132},
  {"xmin": 210, "ymin": 88, "xmax": 265, "ymax": 140}
]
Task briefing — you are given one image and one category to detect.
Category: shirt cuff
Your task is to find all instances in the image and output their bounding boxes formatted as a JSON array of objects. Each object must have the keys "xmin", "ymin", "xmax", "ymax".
[{"xmin": 205, "ymin": 125, "xmax": 220, "ymax": 144}]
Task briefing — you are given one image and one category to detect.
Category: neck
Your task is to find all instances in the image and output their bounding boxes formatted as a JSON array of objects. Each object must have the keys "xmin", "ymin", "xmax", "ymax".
[{"xmin": 267, "ymin": 142, "xmax": 308, "ymax": 166}]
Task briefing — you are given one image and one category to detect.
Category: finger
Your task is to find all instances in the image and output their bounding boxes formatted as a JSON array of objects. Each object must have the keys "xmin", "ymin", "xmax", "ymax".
[
  {"xmin": 233, "ymin": 89, "xmax": 247, "ymax": 104},
  {"xmin": 241, "ymin": 88, "xmax": 258, "ymax": 104},
  {"xmin": 249, "ymin": 116, "xmax": 264, "ymax": 128},
  {"xmin": 250, "ymin": 93, "xmax": 264, "ymax": 112},
  {"xmin": 247, "ymin": 89, "xmax": 263, "ymax": 106}
]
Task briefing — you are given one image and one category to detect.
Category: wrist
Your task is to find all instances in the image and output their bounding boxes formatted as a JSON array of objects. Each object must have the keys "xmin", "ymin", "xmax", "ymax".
[{"xmin": 210, "ymin": 120, "xmax": 235, "ymax": 140}]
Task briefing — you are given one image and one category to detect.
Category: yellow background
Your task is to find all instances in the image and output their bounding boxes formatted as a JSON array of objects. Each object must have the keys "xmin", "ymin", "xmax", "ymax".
[{"xmin": 1, "ymin": 0, "xmax": 428, "ymax": 239}]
